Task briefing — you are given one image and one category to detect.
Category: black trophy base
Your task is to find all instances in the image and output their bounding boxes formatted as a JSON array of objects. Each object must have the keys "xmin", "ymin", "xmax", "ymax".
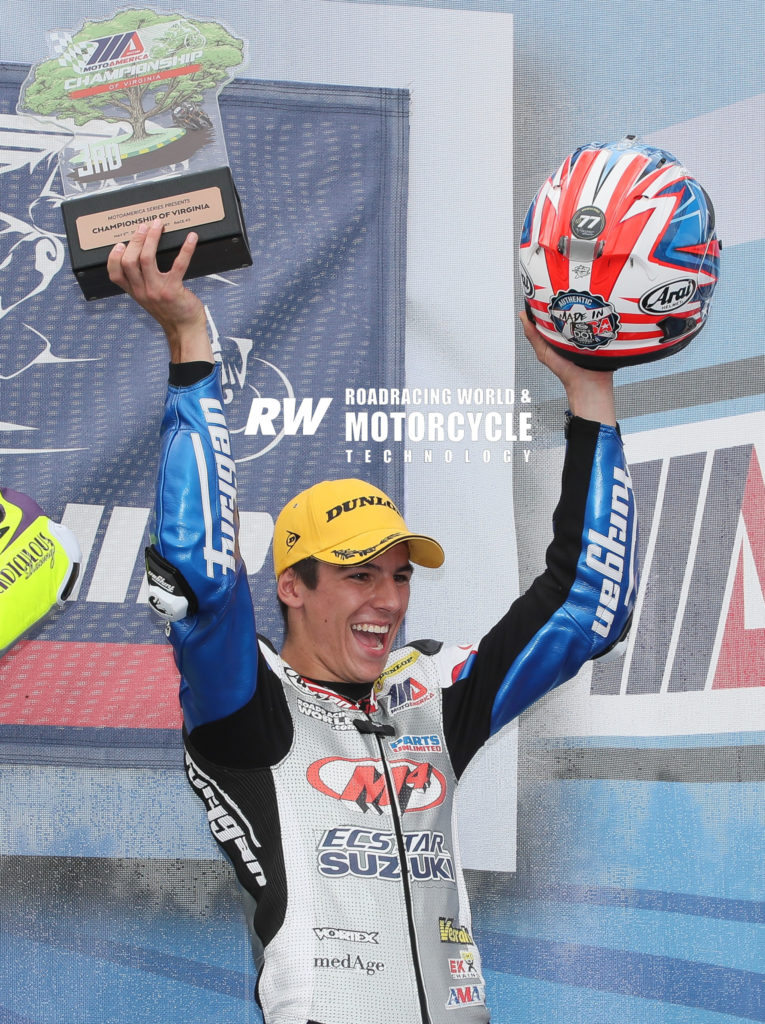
[{"xmin": 61, "ymin": 166, "xmax": 252, "ymax": 300}]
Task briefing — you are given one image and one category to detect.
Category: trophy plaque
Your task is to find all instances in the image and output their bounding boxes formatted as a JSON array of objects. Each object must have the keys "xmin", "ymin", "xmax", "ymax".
[{"xmin": 17, "ymin": 8, "xmax": 252, "ymax": 299}]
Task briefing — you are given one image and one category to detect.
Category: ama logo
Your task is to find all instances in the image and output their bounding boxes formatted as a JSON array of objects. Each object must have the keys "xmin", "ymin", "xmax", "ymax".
[
  {"xmin": 84, "ymin": 32, "xmax": 146, "ymax": 68},
  {"xmin": 446, "ymin": 985, "xmax": 485, "ymax": 1008},
  {"xmin": 307, "ymin": 757, "xmax": 447, "ymax": 814}
]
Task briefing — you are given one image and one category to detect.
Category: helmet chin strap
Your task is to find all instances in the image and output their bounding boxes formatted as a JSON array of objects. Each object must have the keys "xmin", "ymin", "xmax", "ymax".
[{"xmin": 658, "ymin": 315, "xmax": 699, "ymax": 341}]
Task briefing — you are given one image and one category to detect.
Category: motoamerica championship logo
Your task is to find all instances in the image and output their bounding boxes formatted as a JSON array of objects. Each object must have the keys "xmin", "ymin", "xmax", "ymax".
[{"xmin": 18, "ymin": 10, "xmax": 244, "ymax": 187}]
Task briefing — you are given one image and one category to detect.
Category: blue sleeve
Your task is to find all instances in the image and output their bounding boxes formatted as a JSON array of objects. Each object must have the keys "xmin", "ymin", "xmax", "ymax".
[
  {"xmin": 151, "ymin": 365, "xmax": 259, "ymax": 732},
  {"xmin": 443, "ymin": 416, "xmax": 638, "ymax": 774},
  {"xmin": 488, "ymin": 418, "xmax": 637, "ymax": 733}
]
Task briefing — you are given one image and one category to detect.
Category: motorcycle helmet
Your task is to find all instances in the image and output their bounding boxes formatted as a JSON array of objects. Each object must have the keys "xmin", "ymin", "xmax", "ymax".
[{"xmin": 519, "ymin": 136, "xmax": 720, "ymax": 369}]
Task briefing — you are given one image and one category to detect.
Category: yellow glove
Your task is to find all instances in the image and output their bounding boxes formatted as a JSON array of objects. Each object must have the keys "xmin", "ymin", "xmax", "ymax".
[{"xmin": 0, "ymin": 488, "xmax": 80, "ymax": 655}]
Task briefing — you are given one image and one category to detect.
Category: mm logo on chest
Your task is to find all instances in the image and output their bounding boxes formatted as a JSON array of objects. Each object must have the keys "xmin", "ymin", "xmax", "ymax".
[{"xmin": 307, "ymin": 756, "xmax": 447, "ymax": 813}]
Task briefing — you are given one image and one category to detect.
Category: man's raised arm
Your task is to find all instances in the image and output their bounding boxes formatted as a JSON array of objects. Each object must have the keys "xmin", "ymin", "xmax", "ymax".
[
  {"xmin": 443, "ymin": 314, "xmax": 637, "ymax": 772},
  {"xmin": 108, "ymin": 221, "xmax": 259, "ymax": 732}
]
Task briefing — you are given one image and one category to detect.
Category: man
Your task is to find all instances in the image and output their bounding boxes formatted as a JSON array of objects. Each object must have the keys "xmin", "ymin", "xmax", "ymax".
[{"xmin": 108, "ymin": 220, "xmax": 637, "ymax": 1024}]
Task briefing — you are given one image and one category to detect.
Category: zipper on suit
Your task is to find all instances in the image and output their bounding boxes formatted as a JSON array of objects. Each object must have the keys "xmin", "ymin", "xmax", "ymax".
[{"xmin": 353, "ymin": 714, "xmax": 432, "ymax": 1024}]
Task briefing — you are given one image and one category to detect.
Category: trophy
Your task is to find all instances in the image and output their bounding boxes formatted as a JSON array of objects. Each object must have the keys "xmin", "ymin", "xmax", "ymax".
[{"xmin": 17, "ymin": 9, "xmax": 252, "ymax": 299}]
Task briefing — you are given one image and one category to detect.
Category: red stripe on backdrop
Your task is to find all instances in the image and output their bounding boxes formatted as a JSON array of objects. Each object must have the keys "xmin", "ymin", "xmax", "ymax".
[
  {"xmin": 0, "ymin": 640, "xmax": 182, "ymax": 728},
  {"xmin": 713, "ymin": 448, "xmax": 765, "ymax": 689}
]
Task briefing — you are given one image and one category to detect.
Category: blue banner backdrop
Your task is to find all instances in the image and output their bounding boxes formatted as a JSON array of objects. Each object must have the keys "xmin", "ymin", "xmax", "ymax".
[{"xmin": 0, "ymin": 64, "xmax": 408, "ymax": 726}]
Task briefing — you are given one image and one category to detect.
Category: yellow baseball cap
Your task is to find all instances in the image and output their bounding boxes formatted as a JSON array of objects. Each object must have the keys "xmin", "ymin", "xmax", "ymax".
[{"xmin": 273, "ymin": 478, "xmax": 444, "ymax": 577}]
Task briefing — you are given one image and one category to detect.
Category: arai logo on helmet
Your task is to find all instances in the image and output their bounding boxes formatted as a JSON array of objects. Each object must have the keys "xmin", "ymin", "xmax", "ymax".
[
  {"xmin": 639, "ymin": 278, "xmax": 696, "ymax": 314},
  {"xmin": 519, "ymin": 263, "xmax": 534, "ymax": 299},
  {"xmin": 548, "ymin": 290, "xmax": 620, "ymax": 350}
]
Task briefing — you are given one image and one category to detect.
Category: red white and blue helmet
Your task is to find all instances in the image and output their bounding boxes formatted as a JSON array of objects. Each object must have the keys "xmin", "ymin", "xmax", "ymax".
[{"xmin": 519, "ymin": 136, "xmax": 720, "ymax": 369}]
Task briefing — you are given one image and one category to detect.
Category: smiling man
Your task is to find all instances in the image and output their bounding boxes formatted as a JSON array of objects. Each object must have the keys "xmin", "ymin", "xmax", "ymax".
[
  {"xmin": 108, "ymin": 221, "xmax": 637, "ymax": 1024},
  {"xmin": 275, "ymin": 479, "xmax": 443, "ymax": 685}
]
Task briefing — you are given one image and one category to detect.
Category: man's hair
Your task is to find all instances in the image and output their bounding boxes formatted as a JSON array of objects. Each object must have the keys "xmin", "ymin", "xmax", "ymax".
[{"xmin": 278, "ymin": 556, "xmax": 320, "ymax": 632}]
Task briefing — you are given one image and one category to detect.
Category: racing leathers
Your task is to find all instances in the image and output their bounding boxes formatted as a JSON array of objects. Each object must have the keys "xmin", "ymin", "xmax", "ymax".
[{"xmin": 146, "ymin": 364, "xmax": 638, "ymax": 1024}]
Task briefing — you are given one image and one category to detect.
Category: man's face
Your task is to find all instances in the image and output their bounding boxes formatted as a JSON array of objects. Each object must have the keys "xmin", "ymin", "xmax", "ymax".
[{"xmin": 282, "ymin": 542, "xmax": 413, "ymax": 685}]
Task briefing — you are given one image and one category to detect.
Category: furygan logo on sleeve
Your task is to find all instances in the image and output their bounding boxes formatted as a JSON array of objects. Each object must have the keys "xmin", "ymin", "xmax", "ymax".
[
  {"xmin": 193, "ymin": 397, "xmax": 238, "ymax": 578},
  {"xmin": 586, "ymin": 465, "xmax": 636, "ymax": 639},
  {"xmin": 185, "ymin": 752, "xmax": 265, "ymax": 885}
]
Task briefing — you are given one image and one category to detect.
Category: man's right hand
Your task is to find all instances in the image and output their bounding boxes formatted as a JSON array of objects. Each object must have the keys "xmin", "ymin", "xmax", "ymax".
[
  {"xmin": 107, "ymin": 218, "xmax": 213, "ymax": 363},
  {"xmin": 520, "ymin": 311, "xmax": 617, "ymax": 427}
]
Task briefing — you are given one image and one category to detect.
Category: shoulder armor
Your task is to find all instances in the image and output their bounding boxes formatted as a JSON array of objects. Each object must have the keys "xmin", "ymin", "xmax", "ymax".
[{"xmin": 408, "ymin": 638, "xmax": 443, "ymax": 656}]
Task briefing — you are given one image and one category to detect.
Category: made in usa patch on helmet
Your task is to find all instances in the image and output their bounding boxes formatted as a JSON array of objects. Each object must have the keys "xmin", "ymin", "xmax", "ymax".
[{"xmin": 548, "ymin": 290, "xmax": 620, "ymax": 350}]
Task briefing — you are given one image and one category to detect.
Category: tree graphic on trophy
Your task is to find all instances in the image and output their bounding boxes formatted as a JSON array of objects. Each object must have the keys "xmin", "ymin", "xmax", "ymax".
[{"xmin": 18, "ymin": 9, "xmax": 252, "ymax": 299}]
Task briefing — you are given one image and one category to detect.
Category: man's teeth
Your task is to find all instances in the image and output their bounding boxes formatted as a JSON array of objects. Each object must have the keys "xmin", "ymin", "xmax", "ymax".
[{"xmin": 352, "ymin": 624, "xmax": 389, "ymax": 648}]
